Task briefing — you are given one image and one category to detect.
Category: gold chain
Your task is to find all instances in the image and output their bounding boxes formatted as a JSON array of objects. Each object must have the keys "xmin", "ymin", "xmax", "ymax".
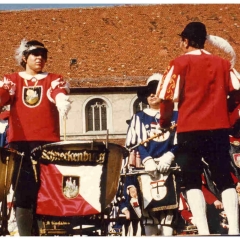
[{"xmin": 24, "ymin": 78, "xmax": 38, "ymax": 87}]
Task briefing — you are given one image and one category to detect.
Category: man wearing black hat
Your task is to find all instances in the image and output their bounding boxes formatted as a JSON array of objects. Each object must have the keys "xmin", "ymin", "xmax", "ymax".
[
  {"xmin": 156, "ymin": 22, "xmax": 240, "ymax": 235},
  {"xmin": 125, "ymin": 73, "xmax": 178, "ymax": 236}
]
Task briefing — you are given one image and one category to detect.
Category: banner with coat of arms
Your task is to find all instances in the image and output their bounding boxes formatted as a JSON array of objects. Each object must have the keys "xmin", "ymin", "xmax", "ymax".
[{"xmin": 36, "ymin": 163, "xmax": 104, "ymax": 216}]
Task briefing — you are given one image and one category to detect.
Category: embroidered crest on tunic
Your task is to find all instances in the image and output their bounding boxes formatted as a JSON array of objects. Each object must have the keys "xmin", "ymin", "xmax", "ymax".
[{"xmin": 22, "ymin": 86, "xmax": 42, "ymax": 107}]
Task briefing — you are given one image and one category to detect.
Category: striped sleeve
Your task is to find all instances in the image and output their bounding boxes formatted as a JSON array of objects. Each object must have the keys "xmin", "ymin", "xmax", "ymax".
[
  {"xmin": 156, "ymin": 61, "xmax": 181, "ymax": 101},
  {"xmin": 125, "ymin": 113, "xmax": 147, "ymax": 149},
  {"xmin": 230, "ymin": 68, "xmax": 240, "ymax": 91}
]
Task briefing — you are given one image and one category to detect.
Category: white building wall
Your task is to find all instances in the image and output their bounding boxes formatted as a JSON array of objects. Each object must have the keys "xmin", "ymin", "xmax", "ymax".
[{"xmin": 60, "ymin": 91, "xmax": 137, "ymax": 141}]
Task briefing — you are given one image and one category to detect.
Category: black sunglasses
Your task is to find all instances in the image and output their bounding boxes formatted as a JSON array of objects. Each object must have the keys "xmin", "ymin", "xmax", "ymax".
[{"xmin": 30, "ymin": 49, "xmax": 48, "ymax": 59}]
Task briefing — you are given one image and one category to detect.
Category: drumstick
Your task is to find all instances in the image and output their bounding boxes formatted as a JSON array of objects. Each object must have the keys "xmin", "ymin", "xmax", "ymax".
[
  {"xmin": 4, "ymin": 156, "xmax": 9, "ymax": 192},
  {"xmin": 2, "ymin": 156, "xmax": 9, "ymax": 233},
  {"xmin": 64, "ymin": 115, "xmax": 66, "ymax": 141},
  {"xmin": 120, "ymin": 165, "xmax": 181, "ymax": 176},
  {"xmin": 31, "ymin": 157, "xmax": 38, "ymax": 183},
  {"xmin": 8, "ymin": 152, "xmax": 24, "ymax": 220}
]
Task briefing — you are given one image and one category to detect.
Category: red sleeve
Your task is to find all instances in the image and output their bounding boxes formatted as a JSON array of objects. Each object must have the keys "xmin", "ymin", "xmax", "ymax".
[
  {"xmin": 51, "ymin": 88, "xmax": 68, "ymax": 100},
  {"xmin": 159, "ymin": 100, "xmax": 174, "ymax": 128},
  {"xmin": 48, "ymin": 75, "xmax": 70, "ymax": 101},
  {"xmin": 0, "ymin": 88, "xmax": 10, "ymax": 107},
  {"xmin": 0, "ymin": 110, "xmax": 10, "ymax": 120}
]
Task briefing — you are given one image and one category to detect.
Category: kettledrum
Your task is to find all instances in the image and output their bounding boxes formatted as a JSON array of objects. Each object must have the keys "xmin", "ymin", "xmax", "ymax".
[
  {"xmin": 0, "ymin": 147, "xmax": 22, "ymax": 202},
  {"xmin": 31, "ymin": 140, "xmax": 125, "ymax": 217}
]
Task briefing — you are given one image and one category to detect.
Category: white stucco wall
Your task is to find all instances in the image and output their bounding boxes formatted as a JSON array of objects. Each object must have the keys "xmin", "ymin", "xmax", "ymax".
[{"xmin": 60, "ymin": 91, "xmax": 137, "ymax": 140}]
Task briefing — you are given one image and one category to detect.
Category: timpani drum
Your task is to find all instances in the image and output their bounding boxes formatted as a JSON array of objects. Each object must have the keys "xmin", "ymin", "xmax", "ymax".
[
  {"xmin": 0, "ymin": 148, "xmax": 22, "ymax": 236},
  {"xmin": 31, "ymin": 141, "xmax": 124, "ymax": 217},
  {"xmin": 0, "ymin": 147, "xmax": 22, "ymax": 202}
]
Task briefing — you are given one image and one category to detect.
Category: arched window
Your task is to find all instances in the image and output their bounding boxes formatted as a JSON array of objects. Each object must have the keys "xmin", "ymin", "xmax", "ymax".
[{"xmin": 86, "ymin": 98, "xmax": 107, "ymax": 131}]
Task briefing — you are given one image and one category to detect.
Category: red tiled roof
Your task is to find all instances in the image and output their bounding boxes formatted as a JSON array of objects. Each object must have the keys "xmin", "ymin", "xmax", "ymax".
[{"xmin": 0, "ymin": 4, "xmax": 240, "ymax": 87}]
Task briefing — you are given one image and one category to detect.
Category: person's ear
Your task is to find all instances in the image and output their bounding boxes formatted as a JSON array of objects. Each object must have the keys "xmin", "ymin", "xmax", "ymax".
[
  {"xmin": 183, "ymin": 39, "xmax": 188, "ymax": 48},
  {"xmin": 22, "ymin": 56, "xmax": 27, "ymax": 62}
]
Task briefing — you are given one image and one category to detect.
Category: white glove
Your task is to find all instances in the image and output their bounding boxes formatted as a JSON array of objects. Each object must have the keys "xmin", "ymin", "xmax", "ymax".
[
  {"xmin": 55, "ymin": 93, "xmax": 71, "ymax": 119},
  {"xmin": 144, "ymin": 158, "xmax": 157, "ymax": 172},
  {"xmin": 156, "ymin": 151, "xmax": 174, "ymax": 173},
  {"xmin": 143, "ymin": 158, "xmax": 157, "ymax": 178}
]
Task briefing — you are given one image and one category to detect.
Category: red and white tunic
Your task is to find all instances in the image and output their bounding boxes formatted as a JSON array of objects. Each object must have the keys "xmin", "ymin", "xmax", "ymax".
[
  {"xmin": 0, "ymin": 71, "xmax": 69, "ymax": 142},
  {"xmin": 156, "ymin": 49, "xmax": 240, "ymax": 133}
]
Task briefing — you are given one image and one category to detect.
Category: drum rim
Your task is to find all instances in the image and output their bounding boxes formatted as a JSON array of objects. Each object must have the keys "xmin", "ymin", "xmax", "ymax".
[
  {"xmin": 42, "ymin": 140, "xmax": 124, "ymax": 148},
  {"xmin": 42, "ymin": 140, "xmax": 98, "ymax": 147},
  {"xmin": 41, "ymin": 141, "xmax": 125, "ymax": 150},
  {"xmin": 0, "ymin": 147, "xmax": 22, "ymax": 156}
]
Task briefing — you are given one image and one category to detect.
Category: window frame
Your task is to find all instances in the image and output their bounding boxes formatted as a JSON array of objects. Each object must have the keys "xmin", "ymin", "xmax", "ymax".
[
  {"xmin": 130, "ymin": 95, "xmax": 149, "ymax": 116},
  {"xmin": 83, "ymin": 96, "xmax": 113, "ymax": 134}
]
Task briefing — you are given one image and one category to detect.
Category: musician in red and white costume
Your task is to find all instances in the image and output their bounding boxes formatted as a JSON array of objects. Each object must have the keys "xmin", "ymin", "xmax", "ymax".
[
  {"xmin": 0, "ymin": 39, "xmax": 71, "ymax": 236},
  {"xmin": 156, "ymin": 22, "xmax": 240, "ymax": 235}
]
